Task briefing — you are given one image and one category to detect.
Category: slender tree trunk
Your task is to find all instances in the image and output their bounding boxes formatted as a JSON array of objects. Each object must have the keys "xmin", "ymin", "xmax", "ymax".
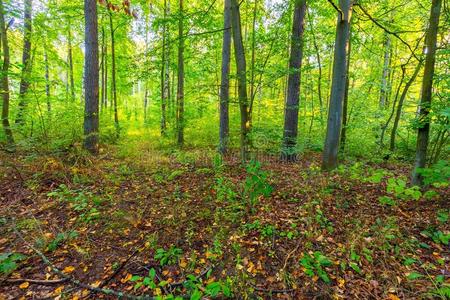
[
  {"xmin": 321, "ymin": 0, "xmax": 353, "ymax": 170},
  {"xmin": 176, "ymin": 0, "xmax": 184, "ymax": 147},
  {"xmin": 15, "ymin": 0, "xmax": 32, "ymax": 125},
  {"xmin": 44, "ymin": 45, "xmax": 51, "ymax": 113},
  {"xmin": 0, "ymin": 0, "xmax": 13, "ymax": 147},
  {"xmin": 411, "ymin": 0, "xmax": 442, "ymax": 185},
  {"xmin": 340, "ymin": 24, "xmax": 352, "ymax": 151},
  {"xmin": 379, "ymin": 33, "xmax": 391, "ymax": 109},
  {"xmin": 100, "ymin": 25, "xmax": 105, "ymax": 110},
  {"xmin": 67, "ymin": 22, "xmax": 75, "ymax": 101},
  {"xmin": 231, "ymin": 0, "xmax": 250, "ymax": 161},
  {"xmin": 219, "ymin": 0, "xmax": 231, "ymax": 154},
  {"xmin": 248, "ymin": 0, "xmax": 257, "ymax": 125},
  {"xmin": 281, "ymin": 0, "xmax": 307, "ymax": 161},
  {"xmin": 109, "ymin": 12, "xmax": 119, "ymax": 130},
  {"xmin": 83, "ymin": 0, "xmax": 99, "ymax": 154},
  {"xmin": 160, "ymin": 0, "xmax": 169, "ymax": 135},
  {"xmin": 389, "ymin": 61, "xmax": 422, "ymax": 151},
  {"xmin": 308, "ymin": 9, "xmax": 323, "ymax": 121}
]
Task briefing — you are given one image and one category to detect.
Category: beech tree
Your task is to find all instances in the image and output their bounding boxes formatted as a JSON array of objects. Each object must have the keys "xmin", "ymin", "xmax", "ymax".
[
  {"xmin": 281, "ymin": 0, "xmax": 307, "ymax": 161},
  {"xmin": 83, "ymin": 0, "xmax": 99, "ymax": 154},
  {"xmin": 321, "ymin": 0, "xmax": 353, "ymax": 170},
  {"xmin": 219, "ymin": 0, "xmax": 231, "ymax": 155},
  {"xmin": 411, "ymin": 0, "xmax": 443, "ymax": 185}
]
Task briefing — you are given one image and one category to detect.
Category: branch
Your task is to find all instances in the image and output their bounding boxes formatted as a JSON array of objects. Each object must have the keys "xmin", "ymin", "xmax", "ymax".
[
  {"xmin": 354, "ymin": 3, "xmax": 421, "ymax": 61},
  {"xmin": 5, "ymin": 278, "xmax": 68, "ymax": 285},
  {"xmin": 327, "ymin": 0, "xmax": 344, "ymax": 21}
]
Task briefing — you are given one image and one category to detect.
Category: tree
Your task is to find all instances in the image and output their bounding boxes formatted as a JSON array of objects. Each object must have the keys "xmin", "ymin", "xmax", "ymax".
[
  {"xmin": 176, "ymin": 0, "xmax": 184, "ymax": 146},
  {"xmin": 281, "ymin": 0, "xmax": 307, "ymax": 161},
  {"xmin": 108, "ymin": 8, "xmax": 119, "ymax": 131},
  {"xmin": 321, "ymin": 0, "xmax": 353, "ymax": 170},
  {"xmin": 160, "ymin": 0, "xmax": 169, "ymax": 136},
  {"xmin": 411, "ymin": 0, "xmax": 442, "ymax": 185},
  {"xmin": 0, "ymin": 0, "xmax": 13, "ymax": 147},
  {"xmin": 231, "ymin": 0, "xmax": 250, "ymax": 161},
  {"xmin": 83, "ymin": 0, "xmax": 99, "ymax": 154},
  {"xmin": 219, "ymin": 0, "xmax": 231, "ymax": 154},
  {"xmin": 15, "ymin": 0, "xmax": 33, "ymax": 125}
]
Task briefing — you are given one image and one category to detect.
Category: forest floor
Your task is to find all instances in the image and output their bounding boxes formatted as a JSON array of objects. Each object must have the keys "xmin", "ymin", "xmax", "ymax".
[{"xmin": 0, "ymin": 146, "xmax": 448, "ymax": 299}]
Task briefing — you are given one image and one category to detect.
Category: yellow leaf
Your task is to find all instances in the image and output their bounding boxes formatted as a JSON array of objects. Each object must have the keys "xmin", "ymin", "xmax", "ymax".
[
  {"xmin": 91, "ymin": 280, "xmax": 102, "ymax": 288},
  {"xmin": 179, "ymin": 259, "xmax": 187, "ymax": 268},
  {"xmin": 338, "ymin": 278, "xmax": 345, "ymax": 288},
  {"xmin": 53, "ymin": 286, "xmax": 64, "ymax": 295},
  {"xmin": 154, "ymin": 288, "xmax": 162, "ymax": 296},
  {"xmin": 19, "ymin": 281, "xmax": 29, "ymax": 289},
  {"xmin": 388, "ymin": 294, "xmax": 400, "ymax": 300},
  {"xmin": 121, "ymin": 273, "xmax": 132, "ymax": 283},
  {"xmin": 63, "ymin": 266, "xmax": 75, "ymax": 274}
]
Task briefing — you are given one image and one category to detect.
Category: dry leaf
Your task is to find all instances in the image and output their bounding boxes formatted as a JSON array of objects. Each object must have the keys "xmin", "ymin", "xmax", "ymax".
[
  {"xmin": 121, "ymin": 273, "xmax": 132, "ymax": 283},
  {"xmin": 19, "ymin": 281, "xmax": 29, "ymax": 289},
  {"xmin": 63, "ymin": 266, "xmax": 75, "ymax": 273}
]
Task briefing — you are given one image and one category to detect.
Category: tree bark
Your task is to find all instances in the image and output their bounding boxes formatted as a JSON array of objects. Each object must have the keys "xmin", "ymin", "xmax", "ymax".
[
  {"xmin": 44, "ymin": 45, "xmax": 51, "ymax": 113},
  {"xmin": 15, "ymin": 0, "xmax": 32, "ymax": 125},
  {"xmin": 379, "ymin": 33, "xmax": 391, "ymax": 109},
  {"xmin": 389, "ymin": 61, "xmax": 422, "ymax": 151},
  {"xmin": 176, "ymin": 0, "xmax": 184, "ymax": 147},
  {"xmin": 219, "ymin": 0, "xmax": 231, "ymax": 154},
  {"xmin": 340, "ymin": 24, "xmax": 352, "ymax": 151},
  {"xmin": 68, "ymin": 23, "xmax": 75, "ymax": 101},
  {"xmin": 160, "ymin": 0, "xmax": 169, "ymax": 136},
  {"xmin": 231, "ymin": 0, "xmax": 250, "ymax": 161},
  {"xmin": 109, "ymin": 12, "xmax": 119, "ymax": 131},
  {"xmin": 83, "ymin": 0, "xmax": 99, "ymax": 154},
  {"xmin": 281, "ymin": 0, "xmax": 307, "ymax": 161},
  {"xmin": 0, "ymin": 0, "xmax": 13, "ymax": 147},
  {"xmin": 321, "ymin": 0, "xmax": 353, "ymax": 170},
  {"xmin": 411, "ymin": 0, "xmax": 442, "ymax": 185}
]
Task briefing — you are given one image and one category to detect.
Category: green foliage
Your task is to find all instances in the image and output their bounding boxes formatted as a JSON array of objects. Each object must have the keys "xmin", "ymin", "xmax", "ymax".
[
  {"xmin": 243, "ymin": 160, "xmax": 273, "ymax": 210},
  {"xmin": 0, "ymin": 253, "xmax": 26, "ymax": 275},
  {"xmin": 300, "ymin": 251, "xmax": 332, "ymax": 283},
  {"xmin": 386, "ymin": 178, "xmax": 422, "ymax": 200},
  {"xmin": 154, "ymin": 246, "xmax": 183, "ymax": 266},
  {"xmin": 47, "ymin": 230, "xmax": 78, "ymax": 252},
  {"xmin": 47, "ymin": 184, "xmax": 103, "ymax": 222},
  {"xmin": 416, "ymin": 160, "xmax": 450, "ymax": 187},
  {"xmin": 420, "ymin": 227, "xmax": 449, "ymax": 246}
]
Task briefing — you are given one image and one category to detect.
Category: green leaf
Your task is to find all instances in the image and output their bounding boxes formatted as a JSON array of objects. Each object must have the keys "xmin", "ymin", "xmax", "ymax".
[
  {"xmin": 349, "ymin": 262, "xmax": 361, "ymax": 274},
  {"xmin": 407, "ymin": 272, "xmax": 423, "ymax": 280},
  {"xmin": 190, "ymin": 289, "xmax": 202, "ymax": 300}
]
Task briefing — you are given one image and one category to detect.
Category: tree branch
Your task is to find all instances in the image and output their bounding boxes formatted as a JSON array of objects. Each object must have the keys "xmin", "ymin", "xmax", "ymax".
[
  {"xmin": 354, "ymin": 3, "xmax": 421, "ymax": 61},
  {"xmin": 327, "ymin": 0, "xmax": 344, "ymax": 21}
]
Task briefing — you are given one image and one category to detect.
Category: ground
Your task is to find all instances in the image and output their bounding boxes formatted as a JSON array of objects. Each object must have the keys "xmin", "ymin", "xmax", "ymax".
[{"xmin": 0, "ymin": 147, "xmax": 448, "ymax": 299}]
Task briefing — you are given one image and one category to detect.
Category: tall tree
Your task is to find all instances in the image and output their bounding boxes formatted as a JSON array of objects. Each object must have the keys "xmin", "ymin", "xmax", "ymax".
[
  {"xmin": 176, "ymin": 0, "xmax": 184, "ymax": 146},
  {"xmin": 83, "ymin": 0, "xmax": 99, "ymax": 154},
  {"xmin": 219, "ymin": 0, "xmax": 231, "ymax": 154},
  {"xmin": 108, "ymin": 9, "xmax": 119, "ymax": 130},
  {"xmin": 0, "ymin": 0, "xmax": 13, "ymax": 147},
  {"xmin": 15, "ymin": 0, "xmax": 33, "ymax": 125},
  {"xmin": 411, "ymin": 0, "xmax": 442, "ymax": 185},
  {"xmin": 379, "ymin": 33, "xmax": 391, "ymax": 109},
  {"xmin": 160, "ymin": 0, "xmax": 169, "ymax": 136},
  {"xmin": 321, "ymin": 0, "xmax": 353, "ymax": 170},
  {"xmin": 67, "ymin": 22, "xmax": 75, "ymax": 101},
  {"xmin": 281, "ymin": 0, "xmax": 307, "ymax": 161},
  {"xmin": 231, "ymin": 0, "xmax": 250, "ymax": 161}
]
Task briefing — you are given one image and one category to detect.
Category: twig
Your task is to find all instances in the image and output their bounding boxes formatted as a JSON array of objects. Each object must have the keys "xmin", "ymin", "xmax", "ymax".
[
  {"xmin": 354, "ymin": 3, "xmax": 420, "ymax": 61},
  {"xmin": 5, "ymin": 278, "xmax": 68, "ymax": 285},
  {"xmin": 327, "ymin": 0, "xmax": 344, "ymax": 21}
]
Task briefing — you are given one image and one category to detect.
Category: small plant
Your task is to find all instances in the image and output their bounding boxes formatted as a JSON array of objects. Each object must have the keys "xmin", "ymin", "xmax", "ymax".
[
  {"xmin": 154, "ymin": 246, "xmax": 183, "ymax": 266},
  {"xmin": 416, "ymin": 160, "xmax": 450, "ymax": 187},
  {"xmin": 243, "ymin": 160, "xmax": 272, "ymax": 210},
  {"xmin": 47, "ymin": 230, "xmax": 78, "ymax": 252},
  {"xmin": 130, "ymin": 268, "xmax": 158, "ymax": 290},
  {"xmin": 300, "ymin": 251, "xmax": 332, "ymax": 283},
  {"xmin": 421, "ymin": 227, "xmax": 449, "ymax": 246},
  {"xmin": 386, "ymin": 177, "xmax": 422, "ymax": 200},
  {"xmin": 0, "ymin": 253, "xmax": 26, "ymax": 275}
]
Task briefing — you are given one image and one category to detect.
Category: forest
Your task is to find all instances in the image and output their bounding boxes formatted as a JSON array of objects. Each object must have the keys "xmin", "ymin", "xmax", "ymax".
[{"xmin": 0, "ymin": 0, "xmax": 449, "ymax": 299}]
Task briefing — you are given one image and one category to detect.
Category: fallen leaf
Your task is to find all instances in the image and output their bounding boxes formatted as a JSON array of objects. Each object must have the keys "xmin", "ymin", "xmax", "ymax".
[
  {"xmin": 63, "ymin": 266, "xmax": 75, "ymax": 274},
  {"xmin": 388, "ymin": 294, "xmax": 400, "ymax": 300},
  {"xmin": 19, "ymin": 281, "xmax": 29, "ymax": 289},
  {"xmin": 121, "ymin": 273, "xmax": 132, "ymax": 283}
]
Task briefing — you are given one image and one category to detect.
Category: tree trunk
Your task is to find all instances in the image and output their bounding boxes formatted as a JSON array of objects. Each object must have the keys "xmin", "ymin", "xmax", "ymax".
[
  {"xmin": 15, "ymin": 0, "xmax": 32, "ymax": 125},
  {"xmin": 160, "ymin": 0, "xmax": 169, "ymax": 136},
  {"xmin": 248, "ymin": 0, "xmax": 258, "ymax": 125},
  {"xmin": 308, "ymin": 9, "xmax": 323, "ymax": 122},
  {"xmin": 379, "ymin": 33, "xmax": 391, "ymax": 109},
  {"xmin": 44, "ymin": 45, "xmax": 51, "ymax": 113},
  {"xmin": 411, "ymin": 0, "xmax": 442, "ymax": 185},
  {"xmin": 109, "ymin": 12, "xmax": 119, "ymax": 130},
  {"xmin": 100, "ymin": 25, "xmax": 105, "ymax": 110},
  {"xmin": 281, "ymin": 0, "xmax": 307, "ymax": 161},
  {"xmin": 340, "ymin": 24, "xmax": 352, "ymax": 151},
  {"xmin": 231, "ymin": 0, "xmax": 250, "ymax": 161},
  {"xmin": 0, "ymin": 0, "xmax": 13, "ymax": 147},
  {"xmin": 83, "ymin": 0, "xmax": 99, "ymax": 154},
  {"xmin": 321, "ymin": 0, "xmax": 353, "ymax": 170},
  {"xmin": 68, "ymin": 24, "xmax": 75, "ymax": 101},
  {"xmin": 389, "ymin": 61, "xmax": 422, "ymax": 151},
  {"xmin": 176, "ymin": 0, "xmax": 184, "ymax": 147},
  {"xmin": 219, "ymin": 0, "xmax": 231, "ymax": 154}
]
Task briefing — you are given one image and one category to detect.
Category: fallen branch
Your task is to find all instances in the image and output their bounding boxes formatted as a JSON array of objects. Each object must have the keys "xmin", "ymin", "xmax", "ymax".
[
  {"xmin": 5, "ymin": 278, "xmax": 68, "ymax": 285},
  {"xmin": 251, "ymin": 284, "xmax": 295, "ymax": 294},
  {"xmin": 11, "ymin": 220, "xmax": 156, "ymax": 300}
]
